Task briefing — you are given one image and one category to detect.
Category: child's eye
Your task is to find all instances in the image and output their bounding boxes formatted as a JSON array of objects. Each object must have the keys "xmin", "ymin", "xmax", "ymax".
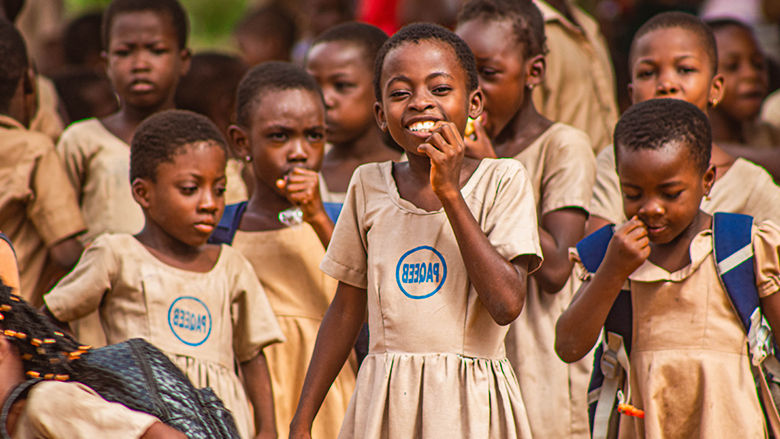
[
  {"xmin": 623, "ymin": 192, "xmax": 642, "ymax": 201},
  {"xmin": 432, "ymin": 85, "xmax": 452, "ymax": 95},
  {"xmin": 479, "ymin": 67, "xmax": 499, "ymax": 79},
  {"xmin": 269, "ymin": 132, "xmax": 288, "ymax": 141},
  {"xmin": 635, "ymin": 69, "xmax": 654, "ymax": 79},
  {"xmin": 112, "ymin": 48, "xmax": 131, "ymax": 57},
  {"xmin": 678, "ymin": 66, "xmax": 697, "ymax": 74},
  {"xmin": 307, "ymin": 131, "xmax": 325, "ymax": 142},
  {"xmin": 663, "ymin": 190, "xmax": 683, "ymax": 200},
  {"xmin": 335, "ymin": 81, "xmax": 356, "ymax": 92},
  {"xmin": 215, "ymin": 186, "xmax": 226, "ymax": 197},
  {"xmin": 151, "ymin": 47, "xmax": 169, "ymax": 55},
  {"xmin": 180, "ymin": 186, "xmax": 197, "ymax": 195},
  {"xmin": 388, "ymin": 89, "xmax": 409, "ymax": 99}
]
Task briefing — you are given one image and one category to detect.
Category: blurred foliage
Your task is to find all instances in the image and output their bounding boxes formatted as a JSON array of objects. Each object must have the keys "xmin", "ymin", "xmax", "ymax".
[{"xmin": 64, "ymin": 0, "xmax": 250, "ymax": 51}]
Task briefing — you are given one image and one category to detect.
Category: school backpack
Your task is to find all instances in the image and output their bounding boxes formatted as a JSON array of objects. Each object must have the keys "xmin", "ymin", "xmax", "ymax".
[
  {"xmin": 0, "ymin": 338, "xmax": 240, "ymax": 439},
  {"xmin": 577, "ymin": 212, "xmax": 780, "ymax": 439}
]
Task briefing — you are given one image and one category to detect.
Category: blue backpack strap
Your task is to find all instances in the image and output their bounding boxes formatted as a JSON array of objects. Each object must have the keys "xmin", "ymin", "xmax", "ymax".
[
  {"xmin": 207, "ymin": 202, "xmax": 247, "ymax": 245},
  {"xmin": 322, "ymin": 202, "xmax": 343, "ymax": 223}
]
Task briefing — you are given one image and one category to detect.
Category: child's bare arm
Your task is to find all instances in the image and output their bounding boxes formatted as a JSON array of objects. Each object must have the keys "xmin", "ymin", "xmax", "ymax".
[
  {"xmin": 290, "ymin": 282, "xmax": 366, "ymax": 438},
  {"xmin": 419, "ymin": 122, "xmax": 529, "ymax": 325},
  {"xmin": 240, "ymin": 351, "xmax": 277, "ymax": 439},
  {"xmin": 535, "ymin": 208, "xmax": 588, "ymax": 293},
  {"xmin": 555, "ymin": 217, "xmax": 649, "ymax": 362},
  {"xmin": 48, "ymin": 235, "xmax": 83, "ymax": 270},
  {"xmin": 277, "ymin": 168, "xmax": 334, "ymax": 247}
]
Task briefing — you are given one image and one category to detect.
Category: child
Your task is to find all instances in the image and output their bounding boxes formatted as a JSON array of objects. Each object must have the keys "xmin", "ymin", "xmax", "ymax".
[
  {"xmin": 556, "ymin": 98, "xmax": 780, "ymax": 437},
  {"xmin": 233, "ymin": 3, "xmax": 297, "ymax": 66},
  {"xmin": 290, "ymin": 23, "xmax": 543, "ymax": 438},
  {"xmin": 532, "ymin": 0, "xmax": 618, "ymax": 152},
  {"xmin": 588, "ymin": 12, "xmax": 780, "ymax": 234},
  {"xmin": 0, "ymin": 284, "xmax": 187, "ymax": 439},
  {"xmin": 455, "ymin": 1, "xmax": 595, "ymax": 437},
  {"xmin": 305, "ymin": 22, "xmax": 402, "ymax": 217},
  {"xmin": 0, "ymin": 20, "xmax": 85, "ymax": 305},
  {"xmin": 51, "ymin": 68, "xmax": 118, "ymax": 123},
  {"xmin": 56, "ymin": 0, "xmax": 191, "ymax": 245},
  {"xmin": 43, "ymin": 110, "xmax": 284, "ymax": 439},
  {"xmin": 225, "ymin": 61, "xmax": 355, "ymax": 439},
  {"xmin": 707, "ymin": 19, "xmax": 780, "ymax": 147}
]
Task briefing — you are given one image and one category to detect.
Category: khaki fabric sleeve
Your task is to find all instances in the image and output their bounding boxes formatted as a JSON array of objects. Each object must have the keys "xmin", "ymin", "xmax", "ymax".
[
  {"xmin": 55, "ymin": 125, "xmax": 90, "ymax": 198},
  {"xmin": 43, "ymin": 235, "xmax": 116, "ymax": 321},
  {"xmin": 27, "ymin": 147, "xmax": 86, "ymax": 246},
  {"xmin": 484, "ymin": 161, "xmax": 543, "ymax": 273},
  {"xmin": 590, "ymin": 145, "xmax": 625, "ymax": 224},
  {"xmin": 742, "ymin": 167, "xmax": 780, "ymax": 224},
  {"xmin": 754, "ymin": 221, "xmax": 780, "ymax": 298},
  {"xmin": 230, "ymin": 248, "xmax": 285, "ymax": 363},
  {"xmin": 539, "ymin": 127, "xmax": 596, "ymax": 216},
  {"xmin": 24, "ymin": 381, "xmax": 158, "ymax": 439},
  {"xmin": 320, "ymin": 166, "xmax": 369, "ymax": 289}
]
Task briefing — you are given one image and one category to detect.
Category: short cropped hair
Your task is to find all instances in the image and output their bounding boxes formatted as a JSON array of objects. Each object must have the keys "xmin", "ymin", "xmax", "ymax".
[
  {"xmin": 234, "ymin": 4, "xmax": 297, "ymax": 52},
  {"xmin": 64, "ymin": 11, "xmax": 103, "ymax": 66},
  {"xmin": 0, "ymin": 19, "xmax": 28, "ymax": 113},
  {"xmin": 614, "ymin": 98, "xmax": 711, "ymax": 174},
  {"xmin": 235, "ymin": 61, "xmax": 323, "ymax": 127},
  {"xmin": 310, "ymin": 22, "xmax": 388, "ymax": 66},
  {"xmin": 131, "ymin": 110, "xmax": 226, "ymax": 181},
  {"xmin": 175, "ymin": 52, "xmax": 247, "ymax": 119},
  {"xmin": 102, "ymin": 0, "xmax": 188, "ymax": 50},
  {"xmin": 373, "ymin": 23, "xmax": 478, "ymax": 101},
  {"xmin": 630, "ymin": 11, "xmax": 717, "ymax": 75},
  {"xmin": 458, "ymin": 0, "xmax": 546, "ymax": 58}
]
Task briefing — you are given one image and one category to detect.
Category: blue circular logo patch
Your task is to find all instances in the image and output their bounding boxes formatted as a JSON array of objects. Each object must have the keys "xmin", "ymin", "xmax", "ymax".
[
  {"xmin": 395, "ymin": 245, "xmax": 447, "ymax": 299},
  {"xmin": 167, "ymin": 296, "xmax": 212, "ymax": 346}
]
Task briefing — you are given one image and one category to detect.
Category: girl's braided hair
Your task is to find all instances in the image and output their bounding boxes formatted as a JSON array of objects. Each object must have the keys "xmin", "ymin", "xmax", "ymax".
[{"xmin": 0, "ymin": 282, "xmax": 90, "ymax": 381}]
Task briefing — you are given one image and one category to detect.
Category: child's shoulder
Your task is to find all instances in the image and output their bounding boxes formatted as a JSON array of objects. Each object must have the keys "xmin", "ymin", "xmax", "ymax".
[
  {"xmin": 540, "ymin": 122, "xmax": 592, "ymax": 150},
  {"xmin": 58, "ymin": 117, "xmax": 123, "ymax": 149},
  {"xmin": 0, "ymin": 114, "xmax": 55, "ymax": 158}
]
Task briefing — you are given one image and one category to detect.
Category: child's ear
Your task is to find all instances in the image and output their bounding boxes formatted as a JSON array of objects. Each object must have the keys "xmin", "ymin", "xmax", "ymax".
[
  {"xmin": 228, "ymin": 124, "xmax": 251, "ymax": 161},
  {"xmin": 468, "ymin": 87, "xmax": 484, "ymax": 120},
  {"xmin": 373, "ymin": 101, "xmax": 388, "ymax": 132},
  {"xmin": 703, "ymin": 164, "xmax": 716, "ymax": 195},
  {"xmin": 178, "ymin": 48, "xmax": 192, "ymax": 76},
  {"xmin": 525, "ymin": 54, "xmax": 546, "ymax": 89},
  {"xmin": 708, "ymin": 73, "xmax": 725, "ymax": 108},
  {"xmin": 131, "ymin": 178, "xmax": 152, "ymax": 209},
  {"xmin": 627, "ymin": 82, "xmax": 635, "ymax": 105}
]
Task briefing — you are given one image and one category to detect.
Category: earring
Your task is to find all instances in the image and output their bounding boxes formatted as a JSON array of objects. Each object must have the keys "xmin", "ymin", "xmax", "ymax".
[
  {"xmin": 710, "ymin": 98, "xmax": 719, "ymax": 107},
  {"xmin": 245, "ymin": 155, "xmax": 252, "ymax": 163},
  {"xmin": 526, "ymin": 83, "xmax": 535, "ymax": 90}
]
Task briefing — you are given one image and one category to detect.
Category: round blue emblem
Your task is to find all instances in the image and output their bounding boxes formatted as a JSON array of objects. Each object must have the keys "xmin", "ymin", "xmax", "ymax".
[
  {"xmin": 395, "ymin": 245, "xmax": 448, "ymax": 299},
  {"xmin": 167, "ymin": 296, "xmax": 212, "ymax": 346}
]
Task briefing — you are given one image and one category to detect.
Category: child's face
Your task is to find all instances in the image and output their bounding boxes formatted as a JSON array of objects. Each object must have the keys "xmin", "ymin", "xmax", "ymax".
[
  {"xmin": 618, "ymin": 142, "xmax": 714, "ymax": 244},
  {"xmin": 138, "ymin": 142, "xmax": 227, "ymax": 248},
  {"xmin": 104, "ymin": 11, "xmax": 190, "ymax": 110},
  {"xmin": 306, "ymin": 41, "xmax": 376, "ymax": 144},
  {"xmin": 456, "ymin": 17, "xmax": 536, "ymax": 138},
  {"xmin": 235, "ymin": 88, "xmax": 326, "ymax": 197},
  {"xmin": 629, "ymin": 27, "xmax": 723, "ymax": 113},
  {"xmin": 714, "ymin": 25, "xmax": 768, "ymax": 121},
  {"xmin": 374, "ymin": 40, "xmax": 482, "ymax": 154}
]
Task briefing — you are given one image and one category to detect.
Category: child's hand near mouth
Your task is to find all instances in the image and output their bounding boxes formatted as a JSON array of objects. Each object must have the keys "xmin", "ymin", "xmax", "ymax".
[
  {"xmin": 276, "ymin": 168, "xmax": 330, "ymax": 225},
  {"xmin": 417, "ymin": 121, "xmax": 468, "ymax": 200},
  {"xmin": 463, "ymin": 116, "xmax": 497, "ymax": 159}
]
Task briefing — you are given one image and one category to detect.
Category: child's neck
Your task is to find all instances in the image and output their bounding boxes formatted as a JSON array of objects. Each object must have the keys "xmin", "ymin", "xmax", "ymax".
[
  {"xmin": 647, "ymin": 210, "xmax": 712, "ymax": 273},
  {"xmin": 492, "ymin": 97, "xmax": 553, "ymax": 158},
  {"xmin": 322, "ymin": 127, "xmax": 401, "ymax": 193},
  {"xmin": 241, "ymin": 181, "xmax": 294, "ymax": 232},
  {"xmin": 134, "ymin": 225, "xmax": 218, "ymax": 273},
  {"xmin": 393, "ymin": 154, "xmax": 481, "ymax": 212},
  {"xmin": 709, "ymin": 108, "xmax": 750, "ymax": 145},
  {"xmin": 101, "ymin": 97, "xmax": 176, "ymax": 145}
]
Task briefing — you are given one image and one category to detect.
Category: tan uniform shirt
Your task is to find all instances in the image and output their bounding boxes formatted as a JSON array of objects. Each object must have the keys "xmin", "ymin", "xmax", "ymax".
[
  {"xmin": 55, "ymin": 118, "xmax": 145, "ymax": 244},
  {"xmin": 573, "ymin": 223, "xmax": 780, "ymax": 438},
  {"xmin": 29, "ymin": 76, "xmax": 64, "ymax": 142},
  {"xmin": 12, "ymin": 381, "xmax": 158, "ymax": 439},
  {"xmin": 43, "ymin": 234, "xmax": 285, "ymax": 439},
  {"xmin": 321, "ymin": 159, "xmax": 542, "ymax": 438},
  {"xmin": 532, "ymin": 0, "xmax": 619, "ymax": 152},
  {"xmin": 761, "ymin": 88, "xmax": 780, "ymax": 131},
  {"xmin": 0, "ymin": 115, "xmax": 85, "ymax": 304},
  {"xmin": 591, "ymin": 146, "xmax": 780, "ymax": 224},
  {"xmin": 503, "ymin": 123, "xmax": 595, "ymax": 438},
  {"xmin": 233, "ymin": 224, "xmax": 355, "ymax": 439}
]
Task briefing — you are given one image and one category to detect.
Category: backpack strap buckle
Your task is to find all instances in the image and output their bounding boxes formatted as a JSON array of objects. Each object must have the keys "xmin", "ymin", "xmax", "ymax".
[{"xmin": 748, "ymin": 309, "xmax": 774, "ymax": 365}]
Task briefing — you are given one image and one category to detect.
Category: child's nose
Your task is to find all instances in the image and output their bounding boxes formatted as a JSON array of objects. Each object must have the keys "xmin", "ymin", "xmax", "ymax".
[
  {"xmin": 639, "ymin": 199, "xmax": 665, "ymax": 217},
  {"xmin": 198, "ymin": 190, "xmax": 219, "ymax": 212},
  {"xmin": 287, "ymin": 139, "xmax": 308, "ymax": 161},
  {"xmin": 655, "ymin": 79, "xmax": 680, "ymax": 96},
  {"xmin": 409, "ymin": 90, "xmax": 434, "ymax": 111}
]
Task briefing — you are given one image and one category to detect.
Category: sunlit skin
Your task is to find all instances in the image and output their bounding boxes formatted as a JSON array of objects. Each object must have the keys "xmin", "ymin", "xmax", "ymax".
[
  {"xmin": 709, "ymin": 24, "xmax": 770, "ymax": 144},
  {"xmin": 289, "ymin": 39, "xmax": 535, "ymax": 439},
  {"xmin": 306, "ymin": 40, "xmax": 402, "ymax": 193},
  {"xmin": 228, "ymin": 88, "xmax": 333, "ymax": 247},
  {"xmin": 457, "ymin": 17, "xmax": 586, "ymax": 294},
  {"xmin": 101, "ymin": 11, "xmax": 191, "ymax": 144}
]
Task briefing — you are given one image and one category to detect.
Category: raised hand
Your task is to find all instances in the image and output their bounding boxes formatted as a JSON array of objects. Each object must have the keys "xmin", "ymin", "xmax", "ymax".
[
  {"xmin": 417, "ymin": 121, "xmax": 466, "ymax": 200},
  {"xmin": 276, "ymin": 168, "xmax": 328, "ymax": 224},
  {"xmin": 463, "ymin": 116, "xmax": 497, "ymax": 159},
  {"xmin": 604, "ymin": 215, "xmax": 650, "ymax": 278}
]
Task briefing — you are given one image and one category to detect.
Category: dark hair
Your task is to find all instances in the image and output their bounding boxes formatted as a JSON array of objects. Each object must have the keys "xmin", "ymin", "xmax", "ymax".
[
  {"xmin": 0, "ymin": 0, "xmax": 23, "ymax": 22},
  {"xmin": 374, "ymin": 23, "xmax": 478, "ymax": 101},
  {"xmin": 705, "ymin": 17, "xmax": 754, "ymax": 34},
  {"xmin": 0, "ymin": 19, "xmax": 28, "ymax": 113},
  {"xmin": 309, "ymin": 22, "xmax": 388, "ymax": 66},
  {"xmin": 235, "ymin": 61, "xmax": 323, "ymax": 127},
  {"xmin": 130, "ymin": 110, "xmax": 226, "ymax": 181},
  {"xmin": 630, "ymin": 11, "xmax": 717, "ymax": 76},
  {"xmin": 64, "ymin": 11, "xmax": 104, "ymax": 66},
  {"xmin": 102, "ymin": 0, "xmax": 189, "ymax": 50},
  {"xmin": 51, "ymin": 68, "xmax": 117, "ymax": 122},
  {"xmin": 234, "ymin": 4, "xmax": 297, "ymax": 53},
  {"xmin": 0, "ymin": 283, "xmax": 85, "ymax": 381},
  {"xmin": 457, "ymin": 0, "xmax": 546, "ymax": 58},
  {"xmin": 175, "ymin": 52, "xmax": 247, "ymax": 120},
  {"xmin": 614, "ymin": 98, "xmax": 711, "ymax": 174}
]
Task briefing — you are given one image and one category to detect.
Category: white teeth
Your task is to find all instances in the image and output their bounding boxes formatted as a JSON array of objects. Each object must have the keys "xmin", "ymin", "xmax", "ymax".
[{"xmin": 408, "ymin": 121, "xmax": 436, "ymax": 132}]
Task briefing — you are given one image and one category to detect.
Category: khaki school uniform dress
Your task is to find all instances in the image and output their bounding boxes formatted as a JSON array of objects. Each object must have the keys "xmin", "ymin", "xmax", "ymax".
[
  {"xmin": 572, "ymin": 222, "xmax": 780, "ymax": 438},
  {"xmin": 503, "ymin": 123, "xmax": 596, "ymax": 438},
  {"xmin": 762, "ymin": 88, "xmax": 780, "ymax": 130},
  {"xmin": 0, "ymin": 115, "xmax": 85, "ymax": 304},
  {"xmin": 744, "ymin": 119, "xmax": 780, "ymax": 148},
  {"xmin": 43, "ymin": 234, "xmax": 285, "ymax": 439},
  {"xmin": 590, "ymin": 146, "xmax": 780, "ymax": 224},
  {"xmin": 233, "ymin": 224, "xmax": 356, "ymax": 438},
  {"xmin": 29, "ymin": 75, "xmax": 64, "ymax": 142},
  {"xmin": 12, "ymin": 381, "xmax": 158, "ymax": 439},
  {"xmin": 321, "ymin": 159, "xmax": 543, "ymax": 439},
  {"xmin": 533, "ymin": 0, "xmax": 619, "ymax": 153},
  {"xmin": 225, "ymin": 158, "xmax": 248, "ymax": 204}
]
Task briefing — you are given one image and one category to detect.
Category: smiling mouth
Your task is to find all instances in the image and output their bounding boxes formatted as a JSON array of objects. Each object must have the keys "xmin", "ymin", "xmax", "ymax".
[{"xmin": 407, "ymin": 120, "xmax": 438, "ymax": 135}]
